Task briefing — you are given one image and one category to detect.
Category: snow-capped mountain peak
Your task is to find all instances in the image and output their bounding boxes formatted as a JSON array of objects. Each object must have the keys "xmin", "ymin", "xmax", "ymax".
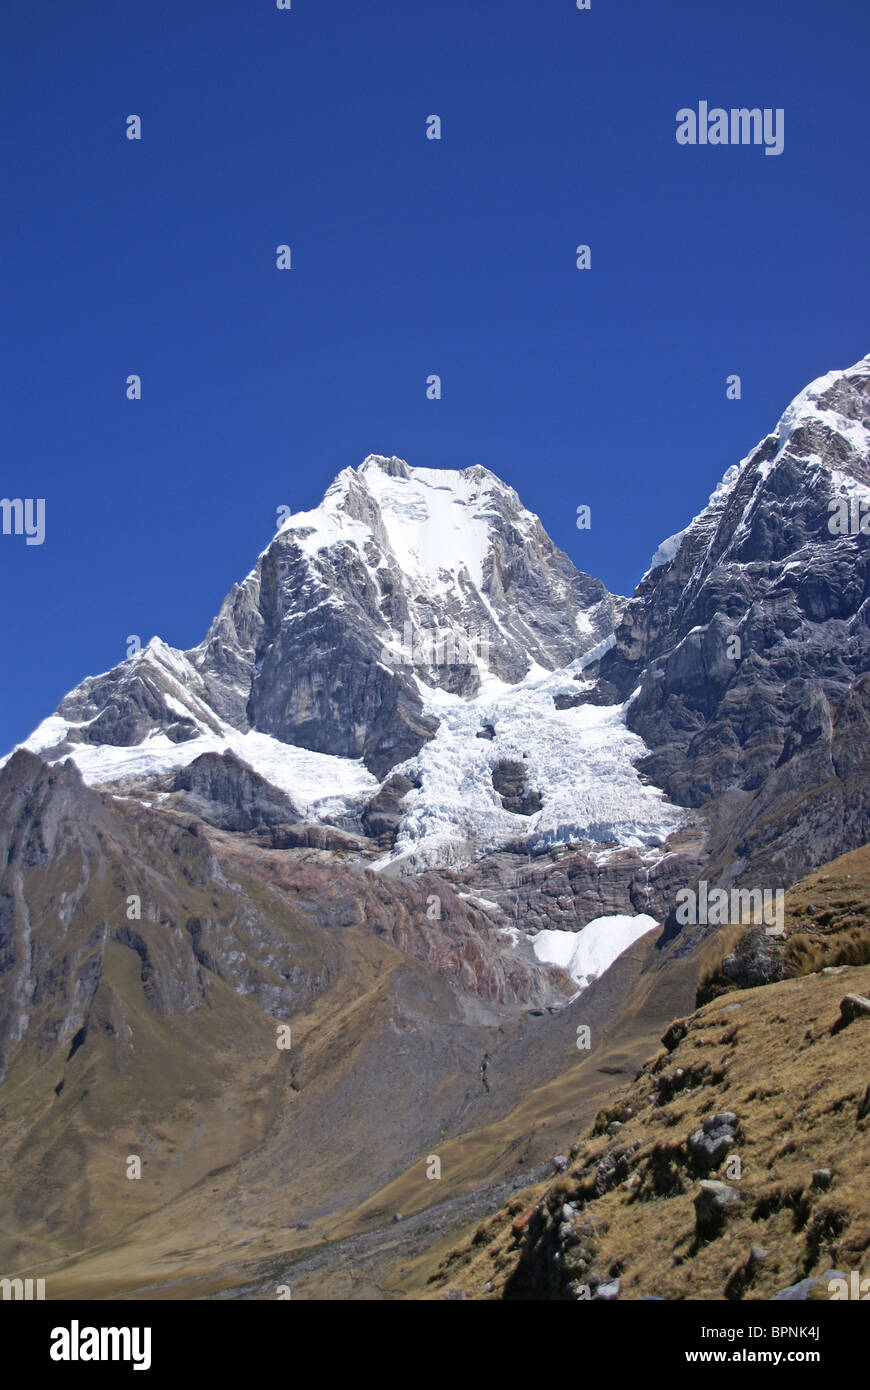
[{"xmin": 7, "ymin": 455, "xmax": 615, "ymax": 811}]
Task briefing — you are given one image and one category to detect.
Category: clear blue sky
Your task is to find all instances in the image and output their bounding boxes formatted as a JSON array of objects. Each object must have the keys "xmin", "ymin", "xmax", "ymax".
[{"xmin": 1, "ymin": 0, "xmax": 868, "ymax": 752}]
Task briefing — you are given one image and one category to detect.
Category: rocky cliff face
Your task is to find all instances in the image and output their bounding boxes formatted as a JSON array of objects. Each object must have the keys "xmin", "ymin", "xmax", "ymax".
[
  {"xmin": 196, "ymin": 458, "xmax": 614, "ymax": 773},
  {"xmin": 599, "ymin": 354, "xmax": 870, "ymax": 893}
]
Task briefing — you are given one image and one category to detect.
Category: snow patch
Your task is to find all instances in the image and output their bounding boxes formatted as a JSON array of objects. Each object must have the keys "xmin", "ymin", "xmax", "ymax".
[{"xmin": 531, "ymin": 913, "xmax": 659, "ymax": 989}]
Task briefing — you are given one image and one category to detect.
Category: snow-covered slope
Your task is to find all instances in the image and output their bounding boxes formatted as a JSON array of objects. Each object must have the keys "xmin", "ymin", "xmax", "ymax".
[{"xmin": 642, "ymin": 353, "xmax": 870, "ymax": 587}]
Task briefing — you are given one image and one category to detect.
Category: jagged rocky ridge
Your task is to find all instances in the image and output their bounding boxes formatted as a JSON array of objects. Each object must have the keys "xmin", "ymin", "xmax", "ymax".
[{"xmin": 596, "ymin": 354, "xmax": 870, "ymax": 909}]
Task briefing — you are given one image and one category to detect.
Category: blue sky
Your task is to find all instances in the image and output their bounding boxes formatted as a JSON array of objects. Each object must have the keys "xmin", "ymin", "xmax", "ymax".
[{"xmin": 1, "ymin": 0, "xmax": 868, "ymax": 752}]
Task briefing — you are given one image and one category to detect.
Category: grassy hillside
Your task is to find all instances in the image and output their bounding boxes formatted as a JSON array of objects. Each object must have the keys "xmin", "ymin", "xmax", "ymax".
[{"xmin": 407, "ymin": 853, "xmax": 870, "ymax": 1300}]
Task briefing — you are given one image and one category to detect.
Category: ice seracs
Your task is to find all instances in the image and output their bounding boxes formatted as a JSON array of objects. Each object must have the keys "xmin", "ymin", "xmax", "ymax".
[{"xmin": 373, "ymin": 655, "xmax": 686, "ymax": 874}]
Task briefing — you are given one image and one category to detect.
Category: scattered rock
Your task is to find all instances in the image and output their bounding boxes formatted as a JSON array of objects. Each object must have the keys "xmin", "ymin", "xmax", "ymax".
[
  {"xmin": 811, "ymin": 1169, "xmax": 833, "ymax": 1191},
  {"xmin": 770, "ymin": 1270, "xmax": 845, "ymax": 1302},
  {"xmin": 595, "ymin": 1278, "xmax": 621, "ymax": 1300},
  {"xmin": 552, "ymin": 1154, "xmax": 569, "ymax": 1173},
  {"xmin": 689, "ymin": 1113, "xmax": 739, "ymax": 1170},
  {"xmin": 749, "ymin": 1246, "xmax": 770, "ymax": 1264},
  {"xmin": 721, "ymin": 928, "xmax": 786, "ymax": 990},
  {"xmin": 704, "ymin": 1111, "xmax": 738, "ymax": 1130},
  {"xmin": 594, "ymin": 1145, "xmax": 640, "ymax": 1196},
  {"xmin": 838, "ymin": 994, "xmax": 870, "ymax": 1027},
  {"xmin": 694, "ymin": 1180, "xmax": 741, "ymax": 1237}
]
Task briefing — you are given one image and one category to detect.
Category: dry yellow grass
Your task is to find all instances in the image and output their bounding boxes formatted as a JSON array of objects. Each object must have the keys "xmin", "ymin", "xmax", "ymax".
[
  {"xmin": 698, "ymin": 843, "xmax": 870, "ymax": 1005},
  {"xmin": 410, "ymin": 962, "xmax": 870, "ymax": 1300}
]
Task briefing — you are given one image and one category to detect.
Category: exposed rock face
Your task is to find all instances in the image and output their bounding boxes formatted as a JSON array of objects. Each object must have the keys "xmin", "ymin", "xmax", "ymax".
[
  {"xmin": 688, "ymin": 1113, "xmax": 739, "ymax": 1172},
  {"xmin": 167, "ymin": 756, "xmax": 300, "ymax": 828},
  {"xmin": 450, "ymin": 828, "xmax": 706, "ymax": 936},
  {"xmin": 599, "ymin": 355, "xmax": 870, "ymax": 890},
  {"xmin": 193, "ymin": 458, "xmax": 613, "ymax": 775},
  {"xmin": 491, "ymin": 760, "xmax": 542, "ymax": 816},
  {"xmin": 720, "ymin": 928, "xmax": 787, "ymax": 991},
  {"xmin": 361, "ymin": 772, "xmax": 420, "ymax": 843},
  {"xmin": 0, "ymin": 751, "xmax": 333, "ymax": 1066},
  {"xmin": 694, "ymin": 1179, "xmax": 741, "ymax": 1237},
  {"xmin": 53, "ymin": 641, "xmax": 225, "ymax": 751},
  {"xmin": 170, "ymin": 751, "xmax": 300, "ymax": 831}
]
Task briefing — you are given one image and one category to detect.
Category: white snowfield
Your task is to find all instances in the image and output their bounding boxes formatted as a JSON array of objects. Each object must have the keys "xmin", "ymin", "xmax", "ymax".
[
  {"xmin": 531, "ymin": 913, "xmax": 660, "ymax": 989},
  {"xmin": 13, "ymin": 708, "xmax": 378, "ymax": 822}
]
